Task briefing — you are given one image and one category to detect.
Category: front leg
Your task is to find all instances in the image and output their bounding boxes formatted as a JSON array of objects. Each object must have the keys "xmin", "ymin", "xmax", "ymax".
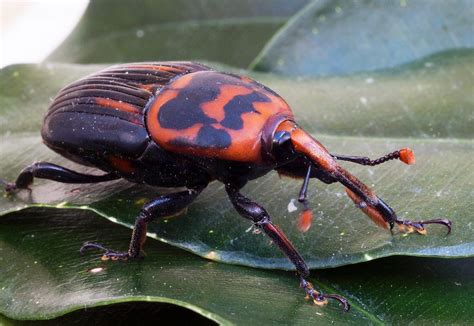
[
  {"xmin": 81, "ymin": 184, "xmax": 206, "ymax": 260},
  {"xmin": 225, "ymin": 185, "xmax": 350, "ymax": 311},
  {"xmin": 345, "ymin": 188, "xmax": 452, "ymax": 235}
]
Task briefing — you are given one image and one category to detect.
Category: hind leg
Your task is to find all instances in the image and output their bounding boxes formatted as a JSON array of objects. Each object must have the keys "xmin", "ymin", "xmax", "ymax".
[{"xmin": 2, "ymin": 162, "xmax": 119, "ymax": 193}]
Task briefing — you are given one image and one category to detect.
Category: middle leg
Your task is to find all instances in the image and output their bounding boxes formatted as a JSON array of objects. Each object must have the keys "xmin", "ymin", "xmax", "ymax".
[{"xmin": 81, "ymin": 184, "xmax": 207, "ymax": 260}]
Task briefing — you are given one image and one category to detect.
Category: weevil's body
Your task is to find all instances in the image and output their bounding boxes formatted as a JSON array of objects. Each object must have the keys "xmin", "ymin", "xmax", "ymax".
[
  {"xmin": 42, "ymin": 62, "xmax": 294, "ymax": 189},
  {"xmin": 5, "ymin": 62, "xmax": 451, "ymax": 312}
]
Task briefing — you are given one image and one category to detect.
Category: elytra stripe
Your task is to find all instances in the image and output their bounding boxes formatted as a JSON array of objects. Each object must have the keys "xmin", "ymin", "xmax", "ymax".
[
  {"xmin": 108, "ymin": 155, "xmax": 135, "ymax": 174},
  {"xmin": 126, "ymin": 64, "xmax": 184, "ymax": 73},
  {"xmin": 95, "ymin": 98, "xmax": 141, "ymax": 114}
]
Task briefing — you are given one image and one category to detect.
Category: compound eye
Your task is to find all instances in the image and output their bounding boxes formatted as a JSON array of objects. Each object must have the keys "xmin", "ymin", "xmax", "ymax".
[
  {"xmin": 272, "ymin": 130, "xmax": 297, "ymax": 162},
  {"xmin": 273, "ymin": 130, "xmax": 292, "ymax": 146}
]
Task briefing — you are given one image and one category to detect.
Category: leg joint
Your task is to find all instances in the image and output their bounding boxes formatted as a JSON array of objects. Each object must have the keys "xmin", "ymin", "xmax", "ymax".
[
  {"xmin": 254, "ymin": 215, "xmax": 270, "ymax": 227},
  {"xmin": 138, "ymin": 209, "xmax": 154, "ymax": 223}
]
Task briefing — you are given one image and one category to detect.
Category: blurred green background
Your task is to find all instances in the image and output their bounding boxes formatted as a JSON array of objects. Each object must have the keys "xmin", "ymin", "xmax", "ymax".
[{"xmin": 1, "ymin": 1, "xmax": 473, "ymax": 324}]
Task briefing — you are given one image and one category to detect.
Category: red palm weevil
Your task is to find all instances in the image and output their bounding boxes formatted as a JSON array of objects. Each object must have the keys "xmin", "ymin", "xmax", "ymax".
[{"xmin": 2, "ymin": 62, "xmax": 452, "ymax": 311}]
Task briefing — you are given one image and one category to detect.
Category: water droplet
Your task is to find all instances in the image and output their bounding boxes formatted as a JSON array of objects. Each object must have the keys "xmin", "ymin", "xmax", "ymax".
[
  {"xmin": 287, "ymin": 198, "xmax": 298, "ymax": 213},
  {"xmin": 88, "ymin": 267, "xmax": 104, "ymax": 274},
  {"xmin": 205, "ymin": 251, "xmax": 219, "ymax": 260},
  {"xmin": 56, "ymin": 201, "xmax": 68, "ymax": 208}
]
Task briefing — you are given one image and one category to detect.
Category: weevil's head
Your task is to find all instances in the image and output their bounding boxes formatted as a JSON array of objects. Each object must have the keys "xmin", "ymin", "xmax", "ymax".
[
  {"xmin": 265, "ymin": 120, "xmax": 343, "ymax": 232},
  {"xmin": 267, "ymin": 120, "xmax": 401, "ymax": 231},
  {"xmin": 267, "ymin": 120, "xmax": 339, "ymax": 180}
]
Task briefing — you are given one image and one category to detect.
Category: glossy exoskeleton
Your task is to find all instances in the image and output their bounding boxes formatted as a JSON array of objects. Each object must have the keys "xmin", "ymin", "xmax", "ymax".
[{"xmin": 3, "ymin": 62, "xmax": 452, "ymax": 311}]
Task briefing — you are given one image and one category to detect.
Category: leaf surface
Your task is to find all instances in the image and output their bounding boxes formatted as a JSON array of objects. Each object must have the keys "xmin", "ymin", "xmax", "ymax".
[
  {"xmin": 47, "ymin": 0, "xmax": 308, "ymax": 68},
  {"xmin": 251, "ymin": 0, "xmax": 474, "ymax": 76},
  {"xmin": 1, "ymin": 55, "xmax": 472, "ymax": 270},
  {"xmin": 0, "ymin": 208, "xmax": 472, "ymax": 324}
]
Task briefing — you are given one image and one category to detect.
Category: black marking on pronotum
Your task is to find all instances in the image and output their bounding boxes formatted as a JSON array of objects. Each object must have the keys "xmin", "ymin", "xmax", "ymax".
[
  {"xmin": 220, "ymin": 91, "xmax": 268, "ymax": 130},
  {"xmin": 195, "ymin": 125, "xmax": 232, "ymax": 148},
  {"xmin": 157, "ymin": 72, "xmax": 251, "ymax": 130},
  {"xmin": 171, "ymin": 125, "xmax": 232, "ymax": 149},
  {"xmin": 158, "ymin": 87, "xmax": 218, "ymax": 129}
]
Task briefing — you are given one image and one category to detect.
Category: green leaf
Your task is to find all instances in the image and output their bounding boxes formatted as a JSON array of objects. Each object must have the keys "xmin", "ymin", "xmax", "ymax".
[
  {"xmin": 47, "ymin": 0, "xmax": 308, "ymax": 68},
  {"xmin": 257, "ymin": 49, "xmax": 474, "ymax": 139},
  {"xmin": 0, "ymin": 208, "xmax": 371, "ymax": 324},
  {"xmin": 0, "ymin": 208, "xmax": 472, "ymax": 324},
  {"xmin": 1, "ymin": 51, "xmax": 472, "ymax": 270},
  {"xmin": 250, "ymin": 0, "xmax": 474, "ymax": 76},
  {"xmin": 1, "ymin": 302, "xmax": 216, "ymax": 325}
]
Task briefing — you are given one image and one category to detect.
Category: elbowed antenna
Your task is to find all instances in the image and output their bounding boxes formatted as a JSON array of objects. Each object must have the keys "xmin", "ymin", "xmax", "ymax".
[{"xmin": 331, "ymin": 147, "xmax": 415, "ymax": 166}]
